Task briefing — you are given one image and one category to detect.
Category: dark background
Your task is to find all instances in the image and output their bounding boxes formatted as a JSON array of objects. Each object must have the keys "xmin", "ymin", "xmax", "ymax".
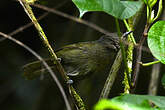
[{"xmin": 0, "ymin": 0, "xmax": 165, "ymax": 110}]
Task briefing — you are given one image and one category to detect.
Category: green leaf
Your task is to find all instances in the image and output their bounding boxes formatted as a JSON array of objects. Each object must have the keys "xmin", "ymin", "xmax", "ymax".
[
  {"xmin": 72, "ymin": 0, "xmax": 143, "ymax": 19},
  {"xmin": 148, "ymin": 0, "xmax": 158, "ymax": 8},
  {"xmin": 94, "ymin": 94, "xmax": 165, "ymax": 110},
  {"xmin": 148, "ymin": 20, "xmax": 165, "ymax": 64},
  {"xmin": 143, "ymin": 0, "xmax": 148, "ymax": 4}
]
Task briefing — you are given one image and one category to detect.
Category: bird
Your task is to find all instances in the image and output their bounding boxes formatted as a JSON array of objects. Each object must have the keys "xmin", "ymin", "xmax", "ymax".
[{"xmin": 23, "ymin": 35, "xmax": 120, "ymax": 81}]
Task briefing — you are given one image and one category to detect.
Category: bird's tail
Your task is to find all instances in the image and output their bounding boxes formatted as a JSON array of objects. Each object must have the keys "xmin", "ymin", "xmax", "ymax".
[{"xmin": 22, "ymin": 59, "xmax": 56, "ymax": 80}]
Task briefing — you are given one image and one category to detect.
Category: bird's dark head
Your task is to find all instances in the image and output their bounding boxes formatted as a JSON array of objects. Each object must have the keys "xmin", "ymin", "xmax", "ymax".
[{"xmin": 98, "ymin": 35, "xmax": 120, "ymax": 51}]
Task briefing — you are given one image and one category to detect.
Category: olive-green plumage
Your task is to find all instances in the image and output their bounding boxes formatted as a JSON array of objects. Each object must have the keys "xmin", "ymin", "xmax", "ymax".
[{"xmin": 23, "ymin": 36, "xmax": 119, "ymax": 80}]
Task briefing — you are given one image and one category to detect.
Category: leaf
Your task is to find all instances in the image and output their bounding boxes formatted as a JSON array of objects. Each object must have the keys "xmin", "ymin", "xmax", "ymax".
[
  {"xmin": 143, "ymin": 0, "xmax": 148, "ymax": 4},
  {"xmin": 94, "ymin": 94, "xmax": 165, "ymax": 110},
  {"xmin": 148, "ymin": 0, "xmax": 158, "ymax": 8},
  {"xmin": 148, "ymin": 20, "xmax": 165, "ymax": 64},
  {"xmin": 72, "ymin": 0, "xmax": 143, "ymax": 19}
]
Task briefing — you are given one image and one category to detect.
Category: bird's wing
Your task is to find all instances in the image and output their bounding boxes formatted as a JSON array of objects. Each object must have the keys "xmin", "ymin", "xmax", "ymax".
[
  {"xmin": 55, "ymin": 42, "xmax": 90, "ymax": 53},
  {"xmin": 55, "ymin": 42, "xmax": 95, "ymax": 77},
  {"xmin": 22, "ymin": 42, "xmax": 95, "ymax": 80},
  {"xmin": 55, "ymin": 42, "xmax": 95, "ymax": 60}
]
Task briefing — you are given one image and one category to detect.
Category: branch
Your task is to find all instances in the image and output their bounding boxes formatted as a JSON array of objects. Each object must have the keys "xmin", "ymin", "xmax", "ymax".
[
  {"xmin": 148, "ymin": 59, "xmax": 161, "ymax": 95},
  {"xmin": 99, "ymin": 50, "xmax": 122, "ymax": 99},
  {"xmin": 18, "ymin": 0, "xmax": 70, "ymax": 83},
  {"xmin": 131, "ymin": 24, "xmax": 150, "ymax": 93},
  {"xmin": 0, "ymin": 0, "xmax": 68, "ymax": 42},
  {"xmin": 0, "ymin": 32, "xmax": 71, "ymax": 110},
  {"xmin": 32, "ymin": 3, "xmax": 117, "ymax": 37},
  {"xmin": 17, "ymin": 0, "xmax": 86, "ymax": 109},
  {"xmin": 115, "ymin": 19, "xmax": 131, "ymax": 93}
]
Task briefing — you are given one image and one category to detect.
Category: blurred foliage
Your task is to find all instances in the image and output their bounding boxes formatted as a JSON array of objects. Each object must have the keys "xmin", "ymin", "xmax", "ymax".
[
  {"xmin": 94, "ymin": 94, "xmax": 165, "ymax": 110},
  {"xmin": 0, "ymin": 0, "xmax": 165, "ymax": 110}
]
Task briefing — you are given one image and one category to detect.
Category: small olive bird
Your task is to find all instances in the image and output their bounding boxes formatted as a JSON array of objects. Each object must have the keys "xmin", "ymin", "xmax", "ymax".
[{"xmin": 23, "ymin": 35, "xmax": 120, "ymax": 81}]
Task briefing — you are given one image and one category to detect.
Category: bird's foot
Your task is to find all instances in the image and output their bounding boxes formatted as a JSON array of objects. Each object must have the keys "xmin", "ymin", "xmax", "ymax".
[
  {"xmin": 67, "ymin": 72, "xmax": 79, "ymax": 76},
  {"xmin": 122, "ymin": 31, "xmax": 133, "ymax": 38},
  {"xmin": 57, "ymin": 58, "xmax": 61, "ymax": 62},
  {"xmin": 67, "ymin": 79, "xmax": 73, "ymax": 84}
]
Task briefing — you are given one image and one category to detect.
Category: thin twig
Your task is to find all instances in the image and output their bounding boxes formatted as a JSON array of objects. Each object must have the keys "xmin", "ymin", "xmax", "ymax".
[
  {"xmin": 140, "ymin": 60, "xmax": 160, "ymax": 66},
  {"xmin": 0, "ymin": 2, "xmax": 151, "ymax": 55},
  {"xmin": 0, "ymin": 0, "xmax": 68, "ymax": 42},
  {"xmin": 0, "ymin": 32, "xmax": 71, "ymax": 110},
  {"xmin": 18, "ymin": 0, "xmax": 70, "ymax": 82},
  {"xmin": 32, "ymin": 4, "xmax": 117, "ymax": 37},
  {"xmin": 131, "ymin": 24, "xmax": 150, "ymax": 93},
  {"xmin": 18, "ymin": 1, "xmax": 86, "ymax": 109}
]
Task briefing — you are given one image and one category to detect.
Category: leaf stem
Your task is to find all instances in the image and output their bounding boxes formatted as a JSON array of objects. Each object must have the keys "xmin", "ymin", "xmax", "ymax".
[
  {"xmin": 123, "ymin": 19, "xmax": 136, "ymax": 45},
  {"xmin": 140, "ymin": 60, "xmax": 160, "ymax": 66}
]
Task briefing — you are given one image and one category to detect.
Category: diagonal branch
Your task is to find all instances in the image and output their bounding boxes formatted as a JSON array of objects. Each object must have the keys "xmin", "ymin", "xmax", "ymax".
[
  {"xmin": 18, "ymin": 0, "xmax": 70, "ymax": 82},
  {"xmin": 17, "ymin": 0, "xmax": 86, "ymax": 109},
  {"xmin": 32, "ymin": 3, "xmax": 117, "ymax": 37},
  {"xmin": 131, "ymin": 24, "xmax": 150, "ymax": 93},
  {"xmin": 0, "ymin": 0, "xmax": 68, "ymax": 42},
  {"xmin": 0, "ymin": 32, "xmax": 71, "ymax": 110}
]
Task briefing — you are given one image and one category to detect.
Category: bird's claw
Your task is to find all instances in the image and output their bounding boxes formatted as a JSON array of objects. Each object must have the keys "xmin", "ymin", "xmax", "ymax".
[
  {"xmin": 67, "ymin": 79, "xmax": 73, "ymax": 84},
  {"xmin": 67, "ymin": 72, "xmax": 79, "ymax": 76},
  {"xmin": 57, "ymin": 58, "xmax": 61, "ymax": 62},
  {"xmin": 122, "ymin": 31, "xmax": 133, "ymax": 38}
]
